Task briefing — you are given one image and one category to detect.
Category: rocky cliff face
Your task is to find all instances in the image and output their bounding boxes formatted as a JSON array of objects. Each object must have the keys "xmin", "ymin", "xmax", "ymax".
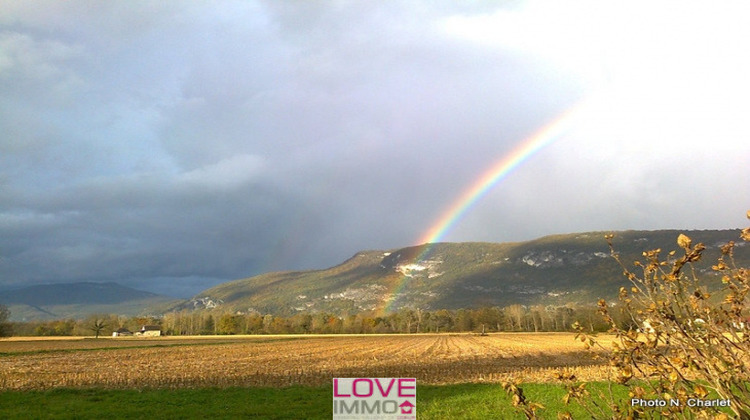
[{"xmin": 169, "ymin": 229, "xmax": 747, "ymax": 315}]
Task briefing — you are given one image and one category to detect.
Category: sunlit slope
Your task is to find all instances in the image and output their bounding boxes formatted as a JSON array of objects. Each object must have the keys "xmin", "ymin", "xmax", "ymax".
[{"xmin": 180, "ymin": 229, "xmax": 746, "ymax": 315}]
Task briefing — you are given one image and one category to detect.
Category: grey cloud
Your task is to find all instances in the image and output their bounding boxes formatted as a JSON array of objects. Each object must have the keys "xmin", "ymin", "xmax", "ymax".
[
  {"xmin": 1, "ymin": 1, "xmax": 748, "ymax": 298},
  {"xmin": 1, "ymin": 172, "xmax": 300, "ymax": 291}
]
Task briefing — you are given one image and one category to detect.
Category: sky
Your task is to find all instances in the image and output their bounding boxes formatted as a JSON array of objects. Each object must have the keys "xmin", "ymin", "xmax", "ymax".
[{"xmin": 1, "ymin": 1, "xmax": 749, "ymax": 297}]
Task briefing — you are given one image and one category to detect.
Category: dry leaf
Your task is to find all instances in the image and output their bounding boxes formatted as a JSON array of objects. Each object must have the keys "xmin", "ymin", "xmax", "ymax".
[{"xmin": 677, "ymin": 233, "xmax": 692, "ymax": 249}]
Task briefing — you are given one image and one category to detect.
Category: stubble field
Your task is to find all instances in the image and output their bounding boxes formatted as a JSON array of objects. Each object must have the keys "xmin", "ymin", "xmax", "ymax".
[{"xmin": 0, "ymin": 333, "xmax": 615, "ymax": 391}]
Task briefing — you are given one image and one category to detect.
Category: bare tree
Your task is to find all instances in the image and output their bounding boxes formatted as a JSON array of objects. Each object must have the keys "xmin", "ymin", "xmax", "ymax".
[
  {"xmin": 88, "ymin": 317, "xmax": 108, "ymax": 339},
  {"xmin": 506, "ymin": 304, "xmax": 525, "ymax": 331}
]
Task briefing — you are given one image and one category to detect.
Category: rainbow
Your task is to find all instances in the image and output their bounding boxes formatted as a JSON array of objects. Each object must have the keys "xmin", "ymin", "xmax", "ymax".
[{"xmin": 383, "ymin": 99, "xmax": 590, "ymax": 313}]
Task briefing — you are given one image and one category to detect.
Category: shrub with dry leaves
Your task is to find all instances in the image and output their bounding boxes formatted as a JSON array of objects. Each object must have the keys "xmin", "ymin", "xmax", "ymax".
[{"xmin": 527, "ymin": 211, "xmax": 750, "ymax": 420}]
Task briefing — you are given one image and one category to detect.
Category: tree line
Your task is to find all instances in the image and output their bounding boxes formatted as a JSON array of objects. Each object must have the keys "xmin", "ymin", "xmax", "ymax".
[
  {"xmin": 6, "ymin": 304, "xmax": 630, "ymax": 337},
  {"xmin": 0, "ymin": 304, "xmax": 11, "ymax": 337}
]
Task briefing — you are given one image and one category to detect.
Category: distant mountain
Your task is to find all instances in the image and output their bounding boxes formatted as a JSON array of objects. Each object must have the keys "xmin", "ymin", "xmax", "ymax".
[
  {"xmin": 0, "ymin": 282, "xmax": 179, "ymax": 321},
  {"xmin": 4, "ymin": 230, "xmax": 745, "ymax": 321},
  {"xmin": 174, "ymin": 229, "xmax": 748, "ymax": 316}
]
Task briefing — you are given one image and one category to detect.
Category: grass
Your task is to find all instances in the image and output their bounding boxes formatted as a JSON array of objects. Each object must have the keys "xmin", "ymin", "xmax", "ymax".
[
  {"xmin": 419, "ymin": 382, "xmax": 625, "ymax": 419},
  {"xmin": 0, "ymin": 382, "xmax": 711, "ymax": 420},
  {"xmin": 0, "ymin": 387, "xmax": 330, "ymax": 420}
]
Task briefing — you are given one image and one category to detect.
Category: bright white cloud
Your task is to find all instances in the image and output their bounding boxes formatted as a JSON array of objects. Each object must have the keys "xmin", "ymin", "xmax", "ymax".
[{"xmin": 443, "ymin": 1, "xmax": 750, "ymax": 158}]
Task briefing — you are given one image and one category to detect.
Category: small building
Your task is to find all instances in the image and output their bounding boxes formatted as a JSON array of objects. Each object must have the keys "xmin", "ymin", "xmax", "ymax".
[
  {"xmin": 136, "ymin": 325, "xmax": 162, "ymax": 337},
  {"xmin": 112, "ymin": 327, "xmax": 133, "ymax": 337}
]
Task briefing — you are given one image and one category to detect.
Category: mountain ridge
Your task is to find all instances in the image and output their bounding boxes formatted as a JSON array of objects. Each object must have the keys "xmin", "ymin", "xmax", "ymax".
[
  {"xmin": 176, "ymin": 228, "xmax": 747, "ymax": 316},
  {"xmin": 3, "ymin": 229, "xmax": 745, "ymax": 321}
]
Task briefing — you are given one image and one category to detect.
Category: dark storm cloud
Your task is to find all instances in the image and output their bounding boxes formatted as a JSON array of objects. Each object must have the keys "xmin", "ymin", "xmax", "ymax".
[{"xmin": 1, "ymin": 1, "xmax": 748, "ymax": 297}]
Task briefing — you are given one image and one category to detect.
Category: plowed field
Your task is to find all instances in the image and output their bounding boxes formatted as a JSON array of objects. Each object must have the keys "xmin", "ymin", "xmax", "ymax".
[{"xmin": 0, "ymin": 333, "xmax": 614, "ymax": 390}]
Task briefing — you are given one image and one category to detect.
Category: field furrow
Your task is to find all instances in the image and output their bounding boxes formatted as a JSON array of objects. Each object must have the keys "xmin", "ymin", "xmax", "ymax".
[{"xmin": 0, "ymin": 333, "xmax": 613, "ymax": 390}]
